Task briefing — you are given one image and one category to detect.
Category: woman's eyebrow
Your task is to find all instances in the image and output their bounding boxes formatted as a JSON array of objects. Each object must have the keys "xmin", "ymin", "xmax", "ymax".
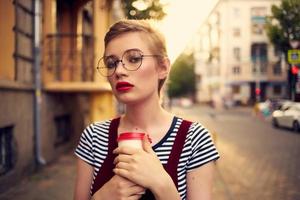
[{"xmin": 103, "ymin": 54, "xmax": 118, "ymax": 58}]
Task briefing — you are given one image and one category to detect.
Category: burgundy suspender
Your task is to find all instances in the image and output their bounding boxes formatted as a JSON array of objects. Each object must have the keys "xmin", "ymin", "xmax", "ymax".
[
  {"xmin": 91, "ymin": 117, "xmax": 120, "ymax": 196},
  {"xmin": 140, "ymin": 119, "xmax": 192, "ymax": 200},
  {"xmin": 164, "ymin": 119, "xmax": 192, "ymax": 188},
  {"xmin": 91, "ymin": 117, "xmax": 192, "ymax": 198}
]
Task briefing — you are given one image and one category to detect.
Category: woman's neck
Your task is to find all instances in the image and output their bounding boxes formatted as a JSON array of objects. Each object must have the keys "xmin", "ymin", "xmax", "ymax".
[
  {"xmin": 123, "ymin": 100, "xmax": 164, "ymax": 130},
  {"xmin": 119, "ymin": 97, "xmax": 174, "ymax": 143}
]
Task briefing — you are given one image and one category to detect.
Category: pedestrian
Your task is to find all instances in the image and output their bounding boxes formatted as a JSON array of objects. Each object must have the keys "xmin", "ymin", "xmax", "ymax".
[{"xmin": 74, "ymin": 19, "xmax": 220, "ymax": 200}]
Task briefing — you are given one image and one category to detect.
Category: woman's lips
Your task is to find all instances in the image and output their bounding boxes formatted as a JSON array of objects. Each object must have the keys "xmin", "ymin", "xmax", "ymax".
[{"xmin": 116, "ymin": 82, "xmax": 134, "ymax": 91}]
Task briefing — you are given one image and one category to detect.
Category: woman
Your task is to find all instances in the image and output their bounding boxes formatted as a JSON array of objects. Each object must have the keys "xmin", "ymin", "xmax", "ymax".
[{"xmin": 74, "ymin": 20, "xmax": 219, "ymax": 200}]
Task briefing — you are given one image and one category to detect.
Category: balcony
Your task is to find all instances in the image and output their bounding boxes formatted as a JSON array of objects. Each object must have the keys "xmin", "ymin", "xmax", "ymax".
[{"xmin": 43, "ymin": 33, "xmax": 110, "ymax": 92}]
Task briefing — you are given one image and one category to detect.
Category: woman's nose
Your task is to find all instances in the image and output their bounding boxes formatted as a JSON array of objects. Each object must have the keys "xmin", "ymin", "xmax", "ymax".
[{"xmin": 114, "ymin": 60, "xmax": 127, "ymax": 76}]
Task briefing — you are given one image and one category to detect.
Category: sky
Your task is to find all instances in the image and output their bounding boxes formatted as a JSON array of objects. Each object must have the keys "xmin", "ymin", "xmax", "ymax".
[{"xmin": 158, "ymin": 0, "xmax": 219, "ymax": 63}]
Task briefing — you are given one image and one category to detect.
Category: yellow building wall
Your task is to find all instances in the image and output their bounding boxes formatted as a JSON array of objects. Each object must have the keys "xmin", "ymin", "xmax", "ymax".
[
  {"xmin": 0, "ymin": 1, "xmax": 15, "ymax": 81},
  {"xmin": 42, "ymin": 0, "xmax": 57, "ymax": 83},
  {"xmin": 41, "ymin": 0, "xmax": 116, "ymax": 121},
  {"xmin": 91, "ymin": 0, "xmax": 116, "ymax": 120},
  {"xmin": 93, "ymin": 0, "xmax": 110, "ymax": 83},
  {"xmin": 90, "ymin": 92, "xmax": 116, "ymax": 122}
]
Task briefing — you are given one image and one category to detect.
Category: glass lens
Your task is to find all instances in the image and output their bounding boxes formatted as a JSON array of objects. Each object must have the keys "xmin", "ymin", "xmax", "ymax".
[
  {"xmin": 123, "ymin": 50, "xmax": 143, "ymax": 71},
  {"xmin": 97, "ymin": 56, "xmax": 117, "ymax": 76},
  {"xmin": 96, "ymin": 49, "xmax": 143, "ymax": 77}
]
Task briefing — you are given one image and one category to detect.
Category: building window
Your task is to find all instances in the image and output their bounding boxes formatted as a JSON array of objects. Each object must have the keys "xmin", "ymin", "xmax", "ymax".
[
  {"xmin": 251, "ymin": 43, "xmax": 268, "ymax": 74},
  {"xmin": 54, "ymin": 115, "xmax": 71, "ymax": 147},
  {"xmin": 251, "ymin": 7, "xmax": 267, "ymax": 35},
  {"xmin": 273, "ymin": 61, "xmax": 282, "ymax": 75},
  {"xmin": 233, "ymin": 8, "xmax": 240, "ymax": 18},
  {"xmin": 273, "ymin": 85, "xmax": 282, "ymax": 95},
  {"xmin": 232, "ymin": 85, "xmax": 240, "ymax": 94},
  {"xmin": 0, "ymin": 126, "xmax": 14, "ymax": 175},
  {"xmin": 232, "ymin": 66, "xmax": 241, "ymax": 74},
  {"xmin": 14, "ymin": 0, "xmax": 34, "ymax": 83},
  {"xmin": 233, "ymin": 47, "xmax": 241, "ymax": 61},
  {"xmin": 233, "ymin": 28, "xmax": 240, "ymax": 37}
]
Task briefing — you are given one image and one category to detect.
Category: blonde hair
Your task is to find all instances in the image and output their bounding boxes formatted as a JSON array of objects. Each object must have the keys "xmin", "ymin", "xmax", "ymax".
[{"xmin": 104, "ymin": 19, "xmax": 168, "ymax": 93}]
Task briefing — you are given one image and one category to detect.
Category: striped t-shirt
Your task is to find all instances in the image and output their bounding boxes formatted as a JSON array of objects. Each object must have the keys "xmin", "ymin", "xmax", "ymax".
[{"xmin": 75, "ymin": 116, "xmax": 220, "ymax": 199}]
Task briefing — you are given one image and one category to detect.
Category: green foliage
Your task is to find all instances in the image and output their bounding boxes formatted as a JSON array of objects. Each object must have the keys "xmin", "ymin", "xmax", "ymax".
[
  {"xmin": 167, "ymin": 53, "xmax": 196, "ymax": 98},
  {"xmin": 266, "ymin": 0, "xmax": 300, "ymax": 53},
  {"xmin": 122, "ymin": 0, "xmax": 166, "ymax": 20}
]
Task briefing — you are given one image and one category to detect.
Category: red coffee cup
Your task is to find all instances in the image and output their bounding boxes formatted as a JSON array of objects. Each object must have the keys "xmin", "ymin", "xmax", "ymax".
[{"xmin": 117, "ymin": 132, "xmax": 145, "ymax": 148}]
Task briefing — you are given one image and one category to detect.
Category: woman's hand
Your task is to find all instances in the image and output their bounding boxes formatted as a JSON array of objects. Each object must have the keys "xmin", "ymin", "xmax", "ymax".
[
  {"xmin": 92, "ymin": 175, "xmax": 144, "ymax": 200},
  {"xmin": 113, "ymin": 135, "xmax": 173, "ymax": 193}
]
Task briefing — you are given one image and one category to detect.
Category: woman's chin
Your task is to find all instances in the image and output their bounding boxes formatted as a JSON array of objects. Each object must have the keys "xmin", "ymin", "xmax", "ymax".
[{"xmin": 117, "ymin": 96, "xmax": 143, "ymax": 105}]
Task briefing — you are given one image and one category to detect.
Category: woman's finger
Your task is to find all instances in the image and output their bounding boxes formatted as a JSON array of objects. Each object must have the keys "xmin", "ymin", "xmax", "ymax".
[
  {"xmin": 113, "ymin": 146, "xmax": 138, "ymax": 155},
  {"xmin": 129, "ymin": 185, "xmax": 145, "ymax": 195},
  {"xmin": 113, "ymin": 168, "xmax": 132, "ymax": 180},
  {"xmin": 128, "ymin": 194, "xmax": 143, "ymax": 200},
  {"xmin": 142, "ymin": 134, "xmax": 154, "ymax": 154},
  {"xmin": 113, "ymin": 154, "xmax": 132, "ymax": 164},
  {"xmin": 115, "ymin": 161, "xmax": 132, "ymax": 171}
]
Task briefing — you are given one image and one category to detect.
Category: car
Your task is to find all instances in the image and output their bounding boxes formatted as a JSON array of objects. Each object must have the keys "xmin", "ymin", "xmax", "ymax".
[{"xmin": 272, "ymin": 102, "xmax": 300, "ymax": 132}]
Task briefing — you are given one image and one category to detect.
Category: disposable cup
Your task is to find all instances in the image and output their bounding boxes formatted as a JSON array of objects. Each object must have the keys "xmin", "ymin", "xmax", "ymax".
[
  {"xmin": 117, "ymin": 132, "xmax": 146, "ymax": 195},
  {"xmin": 117, "ymin": 132, "xmax": 145, "ymax": 149}
]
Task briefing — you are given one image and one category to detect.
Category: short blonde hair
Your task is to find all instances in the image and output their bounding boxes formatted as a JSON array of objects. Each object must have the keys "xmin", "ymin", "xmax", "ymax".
[{"xmin": 104, "ymin": 19, "xmax": 168, "ymax": 93}]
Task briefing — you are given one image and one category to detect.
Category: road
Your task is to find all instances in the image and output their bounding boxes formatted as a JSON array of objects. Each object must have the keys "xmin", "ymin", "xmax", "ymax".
[
  {"xmin": 172, "ymin": 105, "xmax": 300, "ymax": 200},
  {"xmin": 1, "ymin": 105, "xmax": 300, "ymax": 200}
]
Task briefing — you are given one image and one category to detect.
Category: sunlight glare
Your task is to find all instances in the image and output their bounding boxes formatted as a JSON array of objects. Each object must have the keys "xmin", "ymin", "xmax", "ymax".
[
  {"xmin": 158, "ymin": 0, "xmax": 218, "ymax": 63},
  {"xmin": 132, "ymin": 0, "xmax": 150, "ymax": 11}
]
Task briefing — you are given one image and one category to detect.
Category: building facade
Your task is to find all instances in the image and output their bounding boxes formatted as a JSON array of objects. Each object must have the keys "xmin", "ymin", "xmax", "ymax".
[
  {"xmin": 0, "ymin": 0, "xmax": 121, "ymax": 192},
  {"xmin": 194, "ymin": 0, "xmax": 287, "ymax": 106}
]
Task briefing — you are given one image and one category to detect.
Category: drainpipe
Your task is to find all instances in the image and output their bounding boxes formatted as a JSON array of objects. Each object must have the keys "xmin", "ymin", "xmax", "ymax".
[{"xmin": 33, "ymin": 0, "xmax": 46, "ymax": 166}]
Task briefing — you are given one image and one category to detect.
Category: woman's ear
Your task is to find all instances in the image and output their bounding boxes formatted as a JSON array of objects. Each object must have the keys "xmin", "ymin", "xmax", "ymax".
[{"xmin": 158, "ymin": 57, "xmax": 171, "ymax": 79}]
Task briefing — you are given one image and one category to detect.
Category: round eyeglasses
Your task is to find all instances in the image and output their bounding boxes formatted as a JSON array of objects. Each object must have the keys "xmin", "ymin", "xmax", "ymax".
[{"xmin": 97, "ymin": 49, "xmax": 162, "ymax": 77}]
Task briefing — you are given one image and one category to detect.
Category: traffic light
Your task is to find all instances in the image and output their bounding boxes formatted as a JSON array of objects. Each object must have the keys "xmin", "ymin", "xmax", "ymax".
[
  {"xmin": 255, "ymin": 88, "xmax": 261, "ymax": 95},
  {"xmin": 291, "ymin": 65, "xmax": 299, "ymax": 75}
]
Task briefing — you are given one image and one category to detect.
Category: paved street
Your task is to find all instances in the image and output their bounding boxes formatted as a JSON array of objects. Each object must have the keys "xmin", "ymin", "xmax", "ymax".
[
  {"xmin": 1, "ymin": 104, "xmax": 300, "ymax": 200},
  {"xmin": 171, "ymin": 105, "xmax": 300, "ymax": 200}
]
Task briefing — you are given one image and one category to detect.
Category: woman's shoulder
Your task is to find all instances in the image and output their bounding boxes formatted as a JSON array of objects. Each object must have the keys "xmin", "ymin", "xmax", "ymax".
[
  {"xmin": 83, "ymin": 117, "xmax": 118, "ymax": 136},
  {"xmin": 175, "ymin": 116, "xmax": 211, "ymax": 138},
  {"xmin": 175, "ymin": 116, "xmax": 206, "ymax": 130}
]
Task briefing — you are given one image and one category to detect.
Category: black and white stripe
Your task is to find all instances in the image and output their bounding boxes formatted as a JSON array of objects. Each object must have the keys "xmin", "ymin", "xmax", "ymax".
[{"xmin": 75, "ymin": 117, "xmax": 220, "ymax": 199}]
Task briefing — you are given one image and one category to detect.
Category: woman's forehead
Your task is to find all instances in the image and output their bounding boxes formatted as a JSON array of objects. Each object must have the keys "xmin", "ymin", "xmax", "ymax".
[{"xmin": 105, "ymin": 32, "xmax": 152, "ymax": 55}]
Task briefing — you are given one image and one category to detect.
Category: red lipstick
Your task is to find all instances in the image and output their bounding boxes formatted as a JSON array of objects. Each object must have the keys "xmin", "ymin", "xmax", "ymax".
[{"xmin": 116, "ymin": 81, "xmax": 134, "ymax": 92}]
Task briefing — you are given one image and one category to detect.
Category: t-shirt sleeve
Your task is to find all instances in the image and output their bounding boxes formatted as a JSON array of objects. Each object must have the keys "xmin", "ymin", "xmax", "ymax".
[
  {"xmin": 75, "ymin": 123, "xmax": 95, "ymax": 167},
  {"xmin": 186, "ymin": 122, "xmax": 220, "ymax": 172}
]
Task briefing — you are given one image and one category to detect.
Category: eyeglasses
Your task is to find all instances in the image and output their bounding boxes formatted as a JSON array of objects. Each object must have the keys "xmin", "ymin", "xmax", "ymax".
[{"xmin": 97, "ymin": 49, "xmax": 162, "ymax": 77}]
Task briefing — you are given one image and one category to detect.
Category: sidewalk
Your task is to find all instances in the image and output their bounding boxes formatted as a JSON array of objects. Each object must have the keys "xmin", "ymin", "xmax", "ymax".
[
  {"xmin": 0, "ymin": 104, "xmax": 254, "ymax": 200},
  {"xmin": 0, "ymin": 151, "xmax": 77, "ymax": 200},
  {"xmin": 0, "ymin": 149, "xmax": 228, "ymax": 200},
  {"xmin": 0, "ymin": 105, "xmax": 258, "ymax": 200}
]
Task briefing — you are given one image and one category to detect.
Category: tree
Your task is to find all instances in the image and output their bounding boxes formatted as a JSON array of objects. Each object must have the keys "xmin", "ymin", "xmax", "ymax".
[
  {"xmin": 266, "ymin": 0, "xmax": 300, "ymax": 101},
  {"xmin": 266, "ymin": 0, "xmax": 300, "ymax": 54},
  {"xmin": 122, "ymin": 0, "xmax": 166, "ymax": 20},
  {"xmin": 167, "ymin": 53, "xmax": 196, "ymax": 99}
]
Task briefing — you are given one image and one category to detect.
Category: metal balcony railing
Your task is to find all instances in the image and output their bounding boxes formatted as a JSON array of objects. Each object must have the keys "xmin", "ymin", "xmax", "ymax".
[{"xmin": 45, "ymin": 33, "xmax": 95, "ymax": 82}]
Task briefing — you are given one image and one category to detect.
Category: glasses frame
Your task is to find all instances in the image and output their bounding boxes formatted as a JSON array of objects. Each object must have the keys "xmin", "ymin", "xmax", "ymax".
[{"xmin": 96, "ymin": 48, "xmax": 163, "ymax": 77}]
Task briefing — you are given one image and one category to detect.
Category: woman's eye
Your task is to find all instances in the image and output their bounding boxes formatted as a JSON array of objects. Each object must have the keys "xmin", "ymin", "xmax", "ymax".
[
  {"xmin": 128, "ymin": 56, "xmax": 142, "ymax": 63},
  {"xmin": 106, "ymin": 60, "xmax": 117, "ymax": 69}
]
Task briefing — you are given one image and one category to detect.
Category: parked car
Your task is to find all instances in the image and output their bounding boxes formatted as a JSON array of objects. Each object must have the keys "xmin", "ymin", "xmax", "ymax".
[{"xmin": 272, "ymin": 102, "xmax": 300, "ymax": 132}]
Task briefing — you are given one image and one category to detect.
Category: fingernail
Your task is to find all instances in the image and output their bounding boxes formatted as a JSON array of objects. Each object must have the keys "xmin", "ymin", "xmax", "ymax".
[{"xmin": 147, "ymin": 134, "xmax": 152, "ymax": 143}]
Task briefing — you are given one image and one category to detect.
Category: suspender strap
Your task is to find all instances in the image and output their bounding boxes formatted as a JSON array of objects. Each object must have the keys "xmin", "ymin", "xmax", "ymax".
[
  {"xmin": 165, "ymin": 119, "xmax": 192, "ymax": 188},
  {"xmin": 141, "ymin": 119, "xmax": 192, "ymax": 200},
  {"xmin": 91, "ymin": 117, "xmax": 120, "ymax": 196},
  {"xmin": 91, "ymin": 117, "xmax": 192, "ymax": 198}
]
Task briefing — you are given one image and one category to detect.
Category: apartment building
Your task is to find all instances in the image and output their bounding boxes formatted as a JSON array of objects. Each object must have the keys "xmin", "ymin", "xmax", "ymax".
[
  {"xmin": 0, "ymin": 0, "xmax": 120, "ymax": 191},
  {"xmin": 194, "ymin": 0, "xmax": 287, "ymax": 106}
]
